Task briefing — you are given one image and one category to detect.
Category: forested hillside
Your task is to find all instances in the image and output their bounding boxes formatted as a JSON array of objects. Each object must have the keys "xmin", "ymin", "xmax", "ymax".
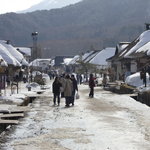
[{"xmin": 0, "ymin": 0, "xmax": 149, "ymax": 57}]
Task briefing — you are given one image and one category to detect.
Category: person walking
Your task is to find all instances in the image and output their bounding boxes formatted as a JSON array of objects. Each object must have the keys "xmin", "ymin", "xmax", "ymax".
[
  {"xmin": 102, "ymin": 73, "xmax": 107, "ymax": 87},
  {"xmin": 52, "ymin": 77, "xmax": 62, "ymax": 106},
  {"xmin": 71, "ymin": 74, "xmax": 78, "ymax": 106},
  {"xmin": 59, "ymin": 74, "xmax": 66, "ymax": 98},
  {"xmin": 140, "ymin": 68, "xmax": 147, "ymax": 87},
  {"xmin": 89, "ymin": 73, "xmax": 95, "ymax": 98},
  {"xmin": 63, "ymin": 74, "xmax": 73, "ymax": 107}
]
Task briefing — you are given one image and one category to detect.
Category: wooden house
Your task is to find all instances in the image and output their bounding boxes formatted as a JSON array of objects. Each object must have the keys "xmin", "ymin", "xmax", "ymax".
[
  {"xmin": 108, "ymin": 29, "xmax": 150, "ymax": 81},
  {"xmin": 107, "ymin": 42, "xmax": 130, "ymax": 81}
]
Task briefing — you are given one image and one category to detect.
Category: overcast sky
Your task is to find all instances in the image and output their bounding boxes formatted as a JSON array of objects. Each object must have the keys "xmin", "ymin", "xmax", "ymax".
[{"xmin": 0, "ymin": 0, "xmax": 43, "ymax": 14}]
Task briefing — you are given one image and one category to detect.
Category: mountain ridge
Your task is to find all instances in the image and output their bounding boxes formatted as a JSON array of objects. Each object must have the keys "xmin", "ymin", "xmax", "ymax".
[
  {"xmin": 0, "ymin": 0, "xmax": 149, "ymax": 57},
  {"xmin": 19, "ymin": 0, "xmax": 82, "ymax": 13}
]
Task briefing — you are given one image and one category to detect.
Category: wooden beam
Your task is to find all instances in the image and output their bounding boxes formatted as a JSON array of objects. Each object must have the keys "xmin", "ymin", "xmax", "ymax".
[
  {"xmin": 0, "ymin": 106, "xmax": 30, "ymax": 114},
  {"xmin": 0, "ymin": 119, "xmax": 19, "ymax": 125},
  {"xmin": 0, "ymin": 113, "xmax": 24, "ymax": 119}
]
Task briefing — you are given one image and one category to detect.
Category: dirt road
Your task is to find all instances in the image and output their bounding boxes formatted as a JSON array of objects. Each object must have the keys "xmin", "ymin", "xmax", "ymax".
[{"xmin": 1, "ymin": 85, "xmax": 150, "ymax": 150}]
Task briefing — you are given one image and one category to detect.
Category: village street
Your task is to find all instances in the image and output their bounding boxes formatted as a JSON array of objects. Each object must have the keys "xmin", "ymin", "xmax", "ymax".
[{"xmin": 1, "ymin": 83, "xmax": 150, "ymax": 150}]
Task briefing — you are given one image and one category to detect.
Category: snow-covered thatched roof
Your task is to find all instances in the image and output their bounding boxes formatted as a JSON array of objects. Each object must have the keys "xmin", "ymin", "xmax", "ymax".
[
  {"xmin": 89, "ymin": 47, "xmax": 116, "ymax": 66},
  {"xmin": 0, "ymin": 42, "xmax": 21, "ymax": 66},
  {"xmin": 29, "ymin": 59, "xmax": 52, "ymax": 67},
  {"xmin": 63, "ymin": 58, "xmax": 73, "ymax": 65},
  {"xmin": 16, "ymin": 47, "xmax": 31, "ymax": 57},
  {"xmin": 0, "ymin": 41, "xmax": 28, "ymax": 66},
  {"xmin": 84, "ymin": 51, "xmax": 100, "ymax": 63},
  {"xmin": 82, "ymin": 51, "xmax": 94, "ymax": 61},
  {"xmin": 0, "ymin": 55, "xmax": 8, "ymax": 66},
  {"xmin": 116, "ymin": 42, "xmax": 130, "ymax": 53},
  {"xmin": 119, "ymin": 43, "xmax": 130, "ymax": 51},
  {"xmin": 123, "ymin": 30, "xmax": 150, "ymax": 58},
  {"xmin": 135, "ymin": 41, "xmax": 150, "ymax": 56},
  {"xmin": 68, "ymin": 55, "xmax": 80, "ymax": 65}
]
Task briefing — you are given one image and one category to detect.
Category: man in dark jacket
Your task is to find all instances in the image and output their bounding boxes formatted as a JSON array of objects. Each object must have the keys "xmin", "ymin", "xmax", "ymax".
[
  {"xmin": 71, "ymin": 74, "xmax": 78, "ymax": 106},
  {"xmin": 52, "ymin": 77, "xmax": 62, "ymax": 106}
]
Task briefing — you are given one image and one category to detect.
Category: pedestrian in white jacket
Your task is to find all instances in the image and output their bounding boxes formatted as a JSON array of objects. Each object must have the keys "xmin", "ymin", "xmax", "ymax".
[{"xmin": 63, "ymin": 74, "xmax": 73, "ymax": 107}]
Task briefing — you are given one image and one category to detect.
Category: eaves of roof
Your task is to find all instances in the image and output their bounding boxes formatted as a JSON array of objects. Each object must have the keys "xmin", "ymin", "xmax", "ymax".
[
  {"xmin": 114, "ymin": 38, "xmax": 139, "ymax": 61},
  {"xmin": 83, "ymin": 50, "xmax": 100, "ymax": 63}
]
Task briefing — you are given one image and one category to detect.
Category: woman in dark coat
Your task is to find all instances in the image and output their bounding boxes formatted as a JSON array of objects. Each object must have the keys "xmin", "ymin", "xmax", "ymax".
[
  {"xmin": 89, "ymin": 74, "xmax": 95, "ymax": 98},
  {"xmin": 52, "ymin": 77, "xmax": 62, "ymax": 106}
]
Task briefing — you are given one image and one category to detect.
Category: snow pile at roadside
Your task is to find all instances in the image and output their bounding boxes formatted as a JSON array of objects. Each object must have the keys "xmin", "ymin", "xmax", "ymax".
[
  {"xmin": 125, "ymin": 72, "xmax": 150, "ymax": 87},
  {"xmin": 125, "ymin": 72, "xmax": 150, "ymax": 92},
  {"xmin": 26, "ymin": 82, "xmax": 41, "ymax": 89},
  {"xmin": 26, "ymin": 75, "xmax": 51, "ymax": 90},
  {"xmin": 0, "ymin": 94, "xmax": 26, "ymax": 105}
]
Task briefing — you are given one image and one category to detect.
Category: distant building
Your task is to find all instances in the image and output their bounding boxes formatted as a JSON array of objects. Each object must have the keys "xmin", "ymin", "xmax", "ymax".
[
  {"xmin": 29, "ymin": 59, "xmax": 52, "ymax": 72},
  {"xmin": 16, "ymin": 47, "xmax": 31, "ymax": 63},
  {"xmin": 54, "ymin": 56, "xmax": 72, "ymax": 66}
]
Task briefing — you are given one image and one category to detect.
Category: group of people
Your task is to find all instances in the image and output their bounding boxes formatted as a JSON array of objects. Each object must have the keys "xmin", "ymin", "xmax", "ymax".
[
  {"xmin": 52, "ymin": 74, "xmax": 78, "ymax": 107},
  {"xmin": 52, "ymin": 73, "xmax": 96, "ymax": 107}
]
